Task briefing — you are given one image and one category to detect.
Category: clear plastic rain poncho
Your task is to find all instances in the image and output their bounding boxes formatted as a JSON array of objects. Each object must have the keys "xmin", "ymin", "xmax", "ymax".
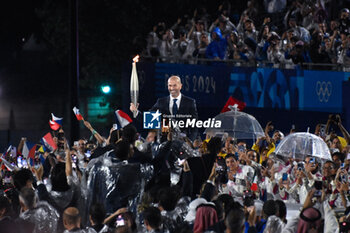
[
  {"xmin": 63, "ymin": 227, "xmax": 97, "ymax": 233},
  {"xmin": 19, "ymin": 201, "xmax": 60, "ymax": 233},
  {"xmin": 49, "ymin": 187, "xmax": 75, "ymax": 211},
  {"xmin": 46, "ymin": 169, "xmax": 84, "ymax": 217},
  {"xmin": 84, "ymin": 153, "xmax": 153, "ymax": 216},
  {"xmin": 263, "ymin": 215, "xmax": 284, "ymax": 233},
  {"xmin": 275, "ymin": 132, "xmax": 332, "ymax": 161},
  {"xmin": 155, "ymin": 139, "xmax": 201, "ymax": 185}
]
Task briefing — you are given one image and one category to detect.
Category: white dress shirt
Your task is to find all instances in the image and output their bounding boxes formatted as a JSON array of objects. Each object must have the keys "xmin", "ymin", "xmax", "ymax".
[{"xmin": 169, "ymin": 93, "xmax": 182, "ymax": 115}]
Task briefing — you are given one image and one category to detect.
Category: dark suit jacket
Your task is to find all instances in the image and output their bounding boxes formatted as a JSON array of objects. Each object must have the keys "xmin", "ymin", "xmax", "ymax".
[{"xmin": 150, "ymin": 94, "xmax": 198, "ymax": 141}]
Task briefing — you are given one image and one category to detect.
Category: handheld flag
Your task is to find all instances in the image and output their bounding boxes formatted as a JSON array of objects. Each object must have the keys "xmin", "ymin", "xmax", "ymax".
[
  {"xmin": 73, "ymin": 107, "xmax": 84, "ymax": 121},
  {"xmin": 5, "ymin": 145, "xmax": 12, "ymax": 154},
  {"xmin": 49, "ymin": 113, "xmax": 63, "ymax": 130},
  {"xmin": 115, "ymin": 110, "xmax": 132, "ymax": 128},
  {"xmin": 10, "ymin": 146, "xmax": 17, "ymax": 157},
  {"xmin": 0, "ymin": 156, "xmax": 17, "ymax": 171},
  {"xmin": 38, "ymin": 146, "xmax": 45, "ymax": 153},
  {"xmin": 51, "ymin": 113, "xmax": 63, "ymax": 125},
  {"xmin": 41, "ymin": 132, "xmax": 57, "ymax": 151},
  {"xmin": 22, "ymin": 142, "xmax": 36, "ymax": 159},
  {"xmin": 130, "ymin": 55, "xmax": 139, "ymax": 118},
  {"xmin": 250, "ymin": 176, "xmax": 259, "ymax": 192},
  {"xmin": 221, "ymin": 96, "xmax": 246, "ymax": 113},
  {"xmin": 4, "ymin": 145, "xmax": 16, "ymax": 157},
  {"xmin": 49, "ymin": 120, "xmax": 61, "ymax": 131}
]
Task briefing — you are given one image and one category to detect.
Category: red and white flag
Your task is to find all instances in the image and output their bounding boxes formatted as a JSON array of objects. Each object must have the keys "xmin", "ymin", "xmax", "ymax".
[
  {"xmin": 221, "ymin": 96, "xmax": 246, "ymax": 113},
  {"xmin": 115, "ymin": 110, "xmax": 132, "ymax": 128},
  {"xmin": 49, "ymin": 120, "xmax": 60, "ymax": 131},
  {"xmin": 49, "ymin": 113, "xmax": 63, "ymax": 131},
  {"xmin": 41, "ymin": 132, "xmax": 57, "ymax": 151},
  {"xmin": 22, "ymin": 142, "xmax": 36, "ymax": 159},
  {"xmin": 73, "ymin": 107, "xmax": 84, "ymax": 121}
]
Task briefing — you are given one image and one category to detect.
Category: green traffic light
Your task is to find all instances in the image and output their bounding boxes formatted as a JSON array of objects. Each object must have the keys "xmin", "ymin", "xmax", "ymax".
[{"xmin": 101, "ymin": 85, "xmax": 111, "ymax": 94}]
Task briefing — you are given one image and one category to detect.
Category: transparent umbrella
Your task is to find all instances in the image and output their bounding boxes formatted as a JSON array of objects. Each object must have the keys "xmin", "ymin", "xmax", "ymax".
[
  {"xmin": 204, "ymin": 107, "xmax": 265, "ymax": 140},
  {"xmin": 275, "ymin": 132, "xmax": 331, "ymax": 161}
]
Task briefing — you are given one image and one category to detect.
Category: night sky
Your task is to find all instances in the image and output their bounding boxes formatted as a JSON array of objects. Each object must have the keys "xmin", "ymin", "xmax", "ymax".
[{"xmin": 0, "ymin": 0, "xmax": 227, "ymax": 99}]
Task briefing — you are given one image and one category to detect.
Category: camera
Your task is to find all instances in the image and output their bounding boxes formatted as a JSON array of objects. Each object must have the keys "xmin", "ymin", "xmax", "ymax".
[
  {"xmin": 282, "ymin": 173, "xmax": 288, "ymax": 181},
  {"xmin": 71, "ymin": 154, "xmax": 78, "ymax": 169},
  {"xmin": 314, "ymin": 180, "xmax": 323, "ymax": 189},
  {"xmin": 115, "ymin": 214, "xmax": 125, "ymax": 227},
  {"xmin": 341, "ymin": 163, "xmax": 346, "ymax": 169},
  {"xmin": 243, "ymin": 190, "xmax": 254, "ymax": 200},
  {"xmin": 257, "ymin": 139, "xmax": 269, "ymax": 148},
  {"xmin": 340, "ymin": 221, "xmax": 350, "ymax": 233},
  {"xmin": 297, "ymin": 162, "xmax": 304, "ymax": 171},
  {"xmin": 34, "ymin": 157, "xmax": 41, "ymax": 169},
  {"xmin": 215, "ymin": 165, "xmax": 226, "ymax": 173},
  {"xmin": 314, "ymin": 180, "xmax": 323, "ymax": 197},
  {"xmin": 329, "ymin": 114, "xmax": 339, "ymax": 123},
  {"xmin": 309, "ymin": 157, "xmax": 316, "ymax": 167},
  {"xmin": 341, "ymin": 174, "xmax": 348, "ymax": 184},
  {"xmin": 237, "ymin": 145, "xmax": 245, "ymax": 153}
]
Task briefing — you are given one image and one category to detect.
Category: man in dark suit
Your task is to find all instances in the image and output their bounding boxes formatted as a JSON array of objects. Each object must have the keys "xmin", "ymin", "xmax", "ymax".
[{"xmin": 130, "ymin": 75, "xmax": 198, "ymax": 141}]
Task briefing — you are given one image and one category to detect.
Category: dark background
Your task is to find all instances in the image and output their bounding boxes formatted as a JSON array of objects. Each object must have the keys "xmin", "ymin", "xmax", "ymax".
[{"xmin": 0, "ymin": 0, "xmax": 235, "ymax": 149}]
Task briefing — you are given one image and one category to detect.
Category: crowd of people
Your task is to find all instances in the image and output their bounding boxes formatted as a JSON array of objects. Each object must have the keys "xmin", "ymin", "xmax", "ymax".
[
  {"xmin": 143, "ymin": 0, "xmax": 350, "ymax": 69},
  {"xmin": 0, "ymin": 110, "xmax": 350, "ymax": 233},
  {"xmin": 3, "ymin": 1, "xmax": 350, "ymax": 233}
]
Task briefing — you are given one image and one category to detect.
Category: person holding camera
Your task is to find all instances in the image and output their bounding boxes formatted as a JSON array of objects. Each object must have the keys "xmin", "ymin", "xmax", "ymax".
[
  {"xmin": 267, "ymin": 32, "xmax": 285, "ymax": 64},
  {"xmin": 285, "ymin": 39, "xmax": 312, "ymax": 65},
  {"xmin": 281, "ymin": 161, "xmax": 306, "ymax": 204},
  {"xmin": 206, "ymin": 27, "xmax": 227, "ymax": 60},
  {"xmin": 328, "ymin": 115, "xmax": 350, "ymax": 151},
  {"xmin": 321, "ymin": 34, "xmax": 337, "ymax": 64},
  {"xmin": 188, "ymin": 20, "xmax": 208, "ymax": 49},
  {"xmin": 192, "ymin": 32, "xmax": 209, "ymax": 59},
  {"xmin": 282, "ymin": 188, "xmax": 339, "ymax": 233},
  {"xmin": 221, "ymin": 153, "xmax": 255, "ymax": 198},
  {"xmin": 159, "ymin": 29, "xmax": 175, "ymax": 62},
  {"xmin": 146, "ymin": 25, "xmax": 161, "ymax": 58}
]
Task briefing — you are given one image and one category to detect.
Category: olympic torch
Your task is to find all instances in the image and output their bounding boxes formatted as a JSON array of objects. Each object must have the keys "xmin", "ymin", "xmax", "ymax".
[{"xmin": 130, "ymin": 55, "xmax": 139, "ymax": 118}]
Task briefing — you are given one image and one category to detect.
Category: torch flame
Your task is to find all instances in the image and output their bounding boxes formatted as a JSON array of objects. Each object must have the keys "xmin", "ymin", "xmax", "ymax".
[{"xmin": 133, "ymin": 55, "xmax": 140, "ymax": 63}]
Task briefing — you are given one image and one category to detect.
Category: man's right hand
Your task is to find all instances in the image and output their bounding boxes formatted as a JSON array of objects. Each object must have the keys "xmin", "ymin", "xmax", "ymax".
[{"xmin": 130, "ymin": 103, "xmax": 139, "ymax": 112}]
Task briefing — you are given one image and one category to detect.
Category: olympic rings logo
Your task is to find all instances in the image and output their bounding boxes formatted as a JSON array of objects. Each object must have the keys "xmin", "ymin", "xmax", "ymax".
[{"xmin": 315, "ymin": 81, "xmax": 332, "ymax": 102}]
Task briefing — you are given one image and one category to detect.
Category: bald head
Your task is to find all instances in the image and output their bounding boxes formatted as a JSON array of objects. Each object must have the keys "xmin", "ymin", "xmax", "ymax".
[
  {"xmin": 63, "ymin": 207, "xmax": 81, "ymax": 230},
  {"xmin": 168, "ymin": 75, "xmax": 181, "ymax": 83},
  {"xmin": 167, "ymin": 75, "xmax": 182, "ymax": 98}
]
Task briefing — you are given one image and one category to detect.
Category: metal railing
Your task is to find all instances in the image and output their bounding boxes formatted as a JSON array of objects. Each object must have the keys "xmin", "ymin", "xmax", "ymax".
[{"xmin": 140, "ymin": 55, "xmax": 349, "ymax": 71}]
